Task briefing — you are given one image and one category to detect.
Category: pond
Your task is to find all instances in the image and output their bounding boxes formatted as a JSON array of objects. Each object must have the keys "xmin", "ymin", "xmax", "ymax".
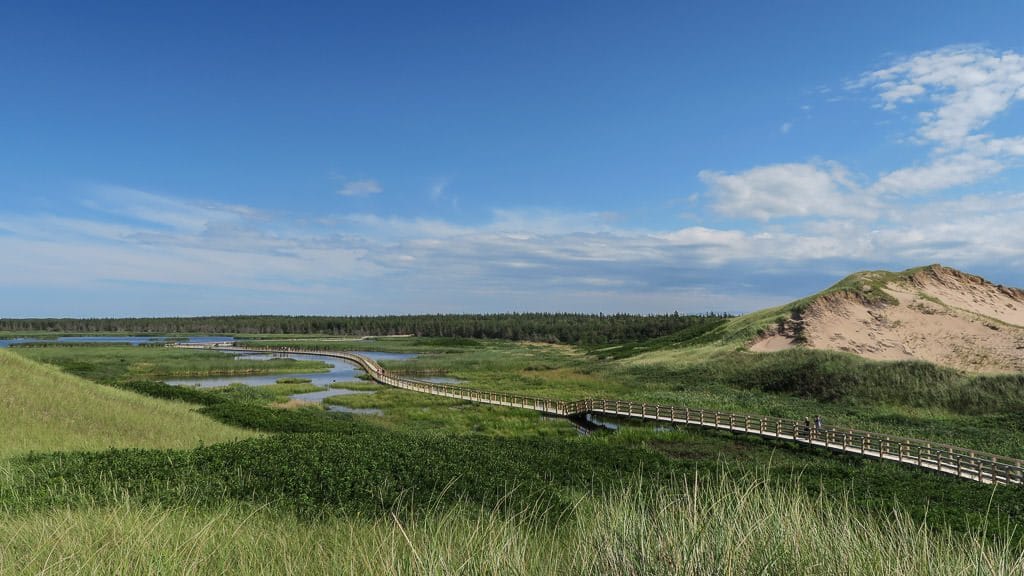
[
  {"xmin": 164, "ymin": 351, "xmax": 415, "ymax": 388},
  {"xmin": 166, "ymin": 349, "xmax": 416, "ymax": 415}
]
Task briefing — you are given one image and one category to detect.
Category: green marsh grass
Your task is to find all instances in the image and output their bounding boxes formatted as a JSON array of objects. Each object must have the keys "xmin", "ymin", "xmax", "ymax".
[
  {"xmin": 346, "ymin": 339, "xmax": 1024, "ymax": 458},
  {"xmin": 0, "ymin": 350, "xmax": 254, "ymax": 459},
  {"xmin": 329, "ymin": 379, "xmax": 387, "ymax": 391},
  {"xmin": 15, "ymin": 345, "xmax": 329, "ymax": 383},
  {"xmin": 11, "ymin": 338, "xmax": 1024, "ymax": 545},
  {"xmin": 274, "ymin": 377, "xmax": 313, "ymax": 384}
]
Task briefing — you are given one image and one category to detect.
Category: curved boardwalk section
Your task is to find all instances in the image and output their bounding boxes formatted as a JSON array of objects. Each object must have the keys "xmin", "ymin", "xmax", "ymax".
[{"xmin": 178, "ymin": 343, "xmax": 1024, "ymax": 486}]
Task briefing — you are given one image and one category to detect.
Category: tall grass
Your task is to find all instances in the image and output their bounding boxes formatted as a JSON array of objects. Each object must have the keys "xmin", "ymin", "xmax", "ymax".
[{"xmin": 0, "ymin": 472, "xmax": 1019, "ymax": 575}]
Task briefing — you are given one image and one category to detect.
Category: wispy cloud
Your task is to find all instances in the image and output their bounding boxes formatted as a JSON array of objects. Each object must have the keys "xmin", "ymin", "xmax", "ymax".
[
  {"xmin": 337, "ymin": 179, "xmax": 383, "ymax": 197},
  {"xmin": 699, "ymin": 162, "xmax": 873, "ymax": 221},
  {"xmin": 858, "ymin": 46, "xmax": 1024, "ymax": 148},
  {"xmin": 85, "ymin": 185, "xmax": 259, "ymax": 232},
  {"xmin": 853, "ymin": 46, "xmax": 1024, "ymax": 196},
  {"xmin": 703, "ymin": 45, "xmax": 1024, "ymax": 220},
  {"xmin": 869, "ymin": 152, "xmax": 1004, "ymax": 196},
  {"xmin": 3, "ymin": 181, "xmax": 1024, "ymax": 314}
]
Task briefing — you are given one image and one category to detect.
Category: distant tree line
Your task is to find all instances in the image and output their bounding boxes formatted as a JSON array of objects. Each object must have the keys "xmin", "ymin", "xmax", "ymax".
[{"xmin": 0, "ymin": 313, "xmax": 730, "ymax": 345}]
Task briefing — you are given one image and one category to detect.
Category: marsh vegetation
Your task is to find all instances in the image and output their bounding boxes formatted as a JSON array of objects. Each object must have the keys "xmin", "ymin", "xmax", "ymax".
[{"xmin": 2, "ymin": 330, "xmax": 1023, "ymax": 573}]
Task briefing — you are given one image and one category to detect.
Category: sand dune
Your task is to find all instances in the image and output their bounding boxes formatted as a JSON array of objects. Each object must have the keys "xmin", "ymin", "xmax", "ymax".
[{"xmin": 751, "ymin": 265, "xmax": 1024, "ymax": 373}]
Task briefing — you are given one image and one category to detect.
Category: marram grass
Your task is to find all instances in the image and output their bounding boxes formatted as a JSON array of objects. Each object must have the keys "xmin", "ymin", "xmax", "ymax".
[
  {"xmin": 0, "ymin": 350, "xmax": 255, "ymax": 459},
  {"xmin": 0, "ymin": 472, "xmax": 1019, "ymax": 576}
]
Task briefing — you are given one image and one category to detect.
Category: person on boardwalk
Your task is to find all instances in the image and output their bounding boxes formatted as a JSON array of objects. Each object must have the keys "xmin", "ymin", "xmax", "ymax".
[
  {"xmin": 814, "ymin": 415, "xmax": 823, "ymax": 439},
  {"xmin": 803, "ymin": 416, "xmax": 811, "ymax": 439}
]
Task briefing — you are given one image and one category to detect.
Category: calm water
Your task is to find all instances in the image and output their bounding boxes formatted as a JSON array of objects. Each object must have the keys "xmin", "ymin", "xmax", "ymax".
[
  {"xmin": 327, "ymin": 405, "xmax": 384, "ymax": 416},
  {"xmin": 0, "ymin": 335, "xmax": 233, "ymax": 348},
  {"xmin": 166, "ymin": 349, "xmax": 416, "ymax": 415},
  {"xmin": 164, "ymin": 351, "xmax": 415, "ymax": 388},
  {"xmin": 289, "ymin": 388, "xmax": 374, "ymax": 402}
]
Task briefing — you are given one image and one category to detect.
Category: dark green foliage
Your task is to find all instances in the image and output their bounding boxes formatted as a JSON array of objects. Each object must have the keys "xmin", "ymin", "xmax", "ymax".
[
  {"xmin": 585, "ymin": 317, "xmax": 730, "ymax": 358},
  {"xmin": 114, "ymin": 380, "xmax": 225, "ymax": 406},
  {"xmin": 199, "ymin": 402, "xmax": 363, "ymax": 434},
  {"xmin": 0, "ymin": 312, "xmax": 729, "ymax": 345},
  {"xmin": 6, "ymin": 419, "xmax": 676, "ymax": 520},
  {"xmin": 9, "ymin": 341, "xmax": 135, "ymax": 348}
]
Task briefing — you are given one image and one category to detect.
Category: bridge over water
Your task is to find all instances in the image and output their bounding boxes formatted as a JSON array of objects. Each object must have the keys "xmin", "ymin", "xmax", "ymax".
[{"xmin": 175, "ymin": 343, "xmax": 1024, "ymax": 486}]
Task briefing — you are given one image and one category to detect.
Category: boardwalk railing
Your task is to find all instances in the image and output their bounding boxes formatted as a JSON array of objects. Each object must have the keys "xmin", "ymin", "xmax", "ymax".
[{"xmin": 175, "ymin": 343, "xmax": 1024, "ymax": 486}]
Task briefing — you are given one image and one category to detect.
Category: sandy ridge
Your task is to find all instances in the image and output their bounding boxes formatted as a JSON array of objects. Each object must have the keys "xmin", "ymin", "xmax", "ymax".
[{"xmin": 751, "ymin": 265, "xmax": 1024, "ymax": 373}]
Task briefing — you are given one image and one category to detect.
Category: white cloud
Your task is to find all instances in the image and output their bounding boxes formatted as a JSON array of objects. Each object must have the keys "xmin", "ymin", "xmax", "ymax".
[
  {"xmin": 869, "ymin": 152, "xmax": 1004, "ymax": 195},
  {"xmin": 780, "ymin": 122, "xmax": 792, "ymax": 134},
  {"xmin": 337, "ymin": 179, "xmax": 383, "ymax": 197},
  {"xmin": 86, "ymin": 185, "xmax": 257, "ymax": 232},
  {"xmin": 5, "ymin": 178, "xmax": 1024, "ymax": 315},
  {"xmin": 699, "ymin": 162, "xmax": 873, "ymax": 221},
  {"xmin": 702, "ymin": 46, "xmax": 1024, "ymax": 221},
  {"xmin": 859, "ymin": 46, "xmax": 1024, "ymax": 148}
]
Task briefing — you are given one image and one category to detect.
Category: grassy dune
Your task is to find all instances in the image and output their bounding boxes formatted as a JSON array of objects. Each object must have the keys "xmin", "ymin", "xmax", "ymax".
[{"xmin": 0, "ymin": 350, "xmax": 254, "ymax": 459}]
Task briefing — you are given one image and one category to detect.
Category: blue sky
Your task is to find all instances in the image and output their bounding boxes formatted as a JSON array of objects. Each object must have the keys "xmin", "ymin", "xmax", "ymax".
[{"xmin": 3, "ymin": 1, "xmax": 1024, "ymax": 317}]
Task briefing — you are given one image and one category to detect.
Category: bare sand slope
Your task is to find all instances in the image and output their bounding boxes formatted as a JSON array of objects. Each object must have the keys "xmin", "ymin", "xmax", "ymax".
[{"xmin": 751, "ymin": 265, "xmax": 1024, "ymax": 373}]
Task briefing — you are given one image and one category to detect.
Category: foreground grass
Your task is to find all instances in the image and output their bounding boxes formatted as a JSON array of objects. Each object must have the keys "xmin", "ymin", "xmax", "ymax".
[
  {"xmin": 0, "ymin": 473, "xmax": 1020, "ymax": 576},
  {"xmin": 0, "ymin": 350, "xmax": 254, "ymax": 459}
]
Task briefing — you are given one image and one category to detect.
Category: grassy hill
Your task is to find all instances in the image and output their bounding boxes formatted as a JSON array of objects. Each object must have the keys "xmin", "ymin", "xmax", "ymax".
[{"xmin": 0, "ymin": 349, "xmax": 254, "ymax": 459}]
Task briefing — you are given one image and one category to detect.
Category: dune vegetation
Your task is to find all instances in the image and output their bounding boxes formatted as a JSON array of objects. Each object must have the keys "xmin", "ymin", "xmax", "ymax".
[{"xmin": 0, "ymin": 349, "xmax": 254, "ymax": 459}]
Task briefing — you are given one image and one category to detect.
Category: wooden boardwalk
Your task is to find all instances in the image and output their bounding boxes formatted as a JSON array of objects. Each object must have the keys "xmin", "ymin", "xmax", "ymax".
[{"xmin": 177, "ymin": 343, "xmax": 1024, "ymax": 486}]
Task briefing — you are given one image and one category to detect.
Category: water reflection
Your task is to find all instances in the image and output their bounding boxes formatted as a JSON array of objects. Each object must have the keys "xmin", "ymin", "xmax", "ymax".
[
  {"xmin": 166, "ymin": 349, "xmax": 409, "ymax": 415},
  {"xmin": 165, "ymin": 350, "xmax": 414, "ymax": 388},
  {"xmin": 290, "ymin": 388, "xmax": 374, "ymax": 402}
]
